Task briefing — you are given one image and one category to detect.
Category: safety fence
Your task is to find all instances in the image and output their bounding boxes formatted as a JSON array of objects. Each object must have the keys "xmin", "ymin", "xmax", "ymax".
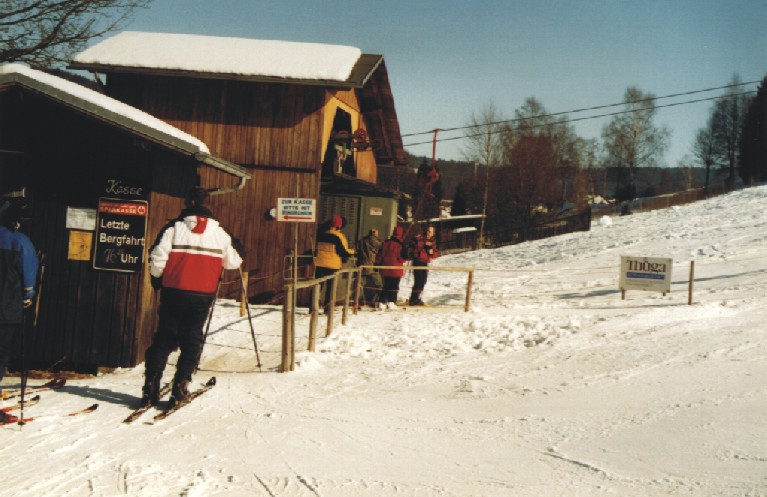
[
  {"xmin": 591, "ymin": 184, "xmax": 735, "ymax": 218},
  {"xmin": 280, "ymin": 265, "xmax": 474, "ymax": 372}
]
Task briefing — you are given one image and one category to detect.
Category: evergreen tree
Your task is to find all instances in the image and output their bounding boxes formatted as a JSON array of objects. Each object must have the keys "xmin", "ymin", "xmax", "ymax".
[
  {"xmin": 739, "ymin": 76, "xmax": 767, "ymax": 184},
  {"xmin": 451, "ymin": 184, "xmax": 468, "ymax": 216}
]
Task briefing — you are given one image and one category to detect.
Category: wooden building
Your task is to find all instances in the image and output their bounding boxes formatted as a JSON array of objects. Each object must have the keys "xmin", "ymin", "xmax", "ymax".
[
  {"xmin": 0, "ymin": 64, "xmax": 250, "ymax": 371},
  {"xmin": 71, "ymin": 32, "xmax": 408, "ymax": 302}
]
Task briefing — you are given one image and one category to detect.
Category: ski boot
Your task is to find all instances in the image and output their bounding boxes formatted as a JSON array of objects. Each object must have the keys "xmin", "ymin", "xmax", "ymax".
[
  {"xmin": 169, "ymin": 379, "xmax": 190, "ymax": 407},
  {"xmin": 140, "ymin": 377, "xmax": 161, "ymax": 407}
]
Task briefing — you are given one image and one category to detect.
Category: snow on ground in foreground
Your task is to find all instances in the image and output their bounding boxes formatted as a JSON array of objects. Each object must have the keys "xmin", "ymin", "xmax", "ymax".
[{"xmin": 2, "ymin": 186, "xmax": 766, "ymax": 497}]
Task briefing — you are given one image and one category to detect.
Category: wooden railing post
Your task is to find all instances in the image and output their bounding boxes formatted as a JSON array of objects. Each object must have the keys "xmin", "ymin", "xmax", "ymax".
[
  {"xmin": 326, "ymin": 275, "xmax": 337, "ymax": 336},
  {"xmin": 240, "ymin": 270, "xmax": 248, "ymax": 317},
  {"xmin": 342, "ymin": 271, "xmax": 353, "ymax": 325},
  {"xmin": 688, "ymin": 260, "xmax": 695, "ymax": 306},
  {"xmin": 308, "ymin": 283, "xmax": 319, "ymax": 351},
  {"xmin": 465, "ymin": 270, "xmax": 474, "ymax": 312},
  {"xmin": 353, "ymin": 268, "xmax": 361, "ymax": 314},
  {"xmin": 281, "ymin": 284, "xmax": 293, "ymax": 372}
]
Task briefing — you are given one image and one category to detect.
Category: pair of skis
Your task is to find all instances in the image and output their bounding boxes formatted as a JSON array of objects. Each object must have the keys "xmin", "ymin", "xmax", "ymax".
[
  {"xmin": 1, "ymin": 398, "xmax": 98, "ymax": 426},
  {"xmin": 123, "ymin": 377, "xmax": 216, "ymax": 424},
  {"xmin": 1, "ymin": 378, "xmax": 66, "ymax": 400},
  {"xmin": 1, "ymin": 379, "xmax": 91, "ymax": 426}
]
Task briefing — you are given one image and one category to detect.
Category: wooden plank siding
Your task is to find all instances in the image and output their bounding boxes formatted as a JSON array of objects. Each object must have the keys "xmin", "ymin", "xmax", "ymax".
[
  {"xmin": 0, "ymin": 88, "xmax": 202, "ymax": 370},
  {"xmin": 105, "ymin": 74, "xmax": 331, "ymax": 302}
]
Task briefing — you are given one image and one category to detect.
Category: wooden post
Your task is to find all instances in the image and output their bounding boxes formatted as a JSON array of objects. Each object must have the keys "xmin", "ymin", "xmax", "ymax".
[
  {"xmin": 326, "ymin": 276, "xmax": 337, "ymax": 337},
  {"xmin": 308, "ymin": 283, "xmax": 319, "ymax": 352},
  {"xmin": 464, "ymin": 270, "xmax": 474, "ymax": 312},
  {"xmin": 342, "ymin": 271, "xmax": 352, "ymax": 325},
  {"xmin": 240, "ymin": 271, "xmax": 248, "ymax": 317},
  {"xmin": 688, "ymin": 260, "xmax": 695, "ymax": 305},
  {"xmin": 281, "ymin": 285, "xmax": 293, "ymax": 372},
  {"xmin": 353, "ymin": 269, "xmax": 361, "ymax": 315}
]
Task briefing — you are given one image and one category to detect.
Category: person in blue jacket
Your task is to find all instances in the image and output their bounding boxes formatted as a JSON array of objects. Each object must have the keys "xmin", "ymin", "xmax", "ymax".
[{"xmin": 0, "ymin": 199, "xmax": 38, "ymax": 386}]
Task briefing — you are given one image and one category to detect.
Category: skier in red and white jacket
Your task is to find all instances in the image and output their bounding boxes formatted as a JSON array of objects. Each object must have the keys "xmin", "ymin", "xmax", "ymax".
[{"xmin": 142, "ymin": 187, "xmax": 242, "ymax": 407}]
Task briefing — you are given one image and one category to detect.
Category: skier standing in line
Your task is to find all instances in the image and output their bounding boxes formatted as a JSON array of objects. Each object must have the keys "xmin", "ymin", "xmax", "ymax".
[
  {"xmin": 356, "ymin": 228, "xmax": 383, "ymax": 308},
  {"xmin": 375, "ymin": 226, "xmax": 409, "ymax": 309},
  {"xmin": 407, "ymin": 225, "xmax": 438, "ymax": 306},
  {"xmin": 314, "ymin": 214, "xmax": 354, "ymax": 310},
  {"xmin": 0, "ymin": 199, "xmax": 38, "ymax": 390},
  {"xmin": 142, "ymin": 188, "xmax": 242, "ymax": 407}
]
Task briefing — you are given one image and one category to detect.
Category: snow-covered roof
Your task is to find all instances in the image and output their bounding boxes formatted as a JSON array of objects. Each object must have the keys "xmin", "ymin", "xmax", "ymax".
[
  {"xmin": 72, "ymin": 32, "xmax": 363, "ymax": 83},
  {"xmin": 0, "ymin": 63, "xmax": 248, "ymax": 179}
]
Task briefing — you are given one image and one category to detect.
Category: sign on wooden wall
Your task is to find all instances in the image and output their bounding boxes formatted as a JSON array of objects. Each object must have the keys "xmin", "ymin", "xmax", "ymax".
[
  {"xmin": 93, "ymin": 198, "xmax": 148, "ymax": 272},
  {"xmin": 277, "ymin": 198, "xmax": 316, "ymax": 223}
]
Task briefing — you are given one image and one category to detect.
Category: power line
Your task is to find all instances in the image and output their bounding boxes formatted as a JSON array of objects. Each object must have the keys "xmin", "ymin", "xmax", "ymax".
[
  {"xmin": 402, "ymin": 80, "xmax": 761, "ymax": 146},
  {"xmin": 403, "ymin": 88, "xmax": 758, "ymax": 147}
]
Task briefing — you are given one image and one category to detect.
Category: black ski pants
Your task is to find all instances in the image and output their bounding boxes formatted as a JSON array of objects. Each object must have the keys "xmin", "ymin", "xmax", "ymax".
[
  {"xmin": 381, "ymin": 276, "xmax": 401, "ymax": 304},
  {"xmin": 144, "ymin": 289, "xmax": 214, "ymax": 384},
  {"xmin": 0, "ymin": 323, "xmax": 21, "ymax": 383}
]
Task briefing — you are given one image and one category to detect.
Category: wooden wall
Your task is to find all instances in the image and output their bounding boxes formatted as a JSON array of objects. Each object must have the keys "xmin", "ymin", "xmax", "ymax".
[
  {"xmin": 105, "ymin": 74, "xmax": 352, "ymax": 301},
  {"xmin": 0, "ymin": 89, "xmax": 200, "ymax": 370}
]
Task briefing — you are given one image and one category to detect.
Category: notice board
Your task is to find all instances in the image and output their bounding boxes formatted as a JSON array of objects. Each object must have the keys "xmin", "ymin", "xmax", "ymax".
[{"xmin": 93, "ymin": 198, "xmax": 148, "ymax": 272}]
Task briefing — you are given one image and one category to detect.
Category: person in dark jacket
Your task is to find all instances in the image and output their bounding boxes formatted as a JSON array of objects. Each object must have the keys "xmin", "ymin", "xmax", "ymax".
[
  {"xmin": 356, "ymin": 228, "xmax": 383, "ymax": 308},
  {"xmin": 0, "ymin": 199, "xmax": 38, "ymax": 386},
  {"xmin": 408, "ymin": 225, "xmax": 438, "ymax": 305},
  {"xmin": 375, "ymin": 226, "xmax": 408, "ymax": 309},
  {"xmin": 143, "ymin": 188, "xmax": 242, "ymax": 407},
  {"xmin": 314, "ymin": 214, "xmax": 354, "ymax": 309}
]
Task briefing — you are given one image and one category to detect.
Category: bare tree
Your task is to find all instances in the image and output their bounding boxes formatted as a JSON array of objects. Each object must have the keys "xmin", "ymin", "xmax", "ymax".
[
  {"xmin": 461, "ymin": 102, "xmax": 505, "ymax": 246},
  {"xmin": 693, "ymin": 117, "xmax": 718, "ymax": 193},
  {"xmin": 492, "ymin": 133, "xmax": 559, "ymax": 241},
  {"xmin": 601, "ymin": 86, "xmax": 670, "ymax": 200},
  {"xmin": 1, "ymin": 0, "xmax": 151, "ymax": 67},
  {"xmin": 511, "ymin": 97, "xmax": 583, "ymax": 204},
  {"xmin": 461, "ymin": 101, "xmax": 504, "ymax": 172}
]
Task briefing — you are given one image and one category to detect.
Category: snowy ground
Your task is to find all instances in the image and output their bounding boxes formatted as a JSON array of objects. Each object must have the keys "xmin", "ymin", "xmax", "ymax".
[{"xmin": 2, "ymin": 186, "xmax": 766, "ymax": 497}]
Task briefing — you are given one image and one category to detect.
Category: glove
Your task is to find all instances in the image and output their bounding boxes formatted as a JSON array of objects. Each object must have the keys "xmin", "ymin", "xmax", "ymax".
[
  {"xmin": 150, "ymin": 276, "xmax": 163, "ymax": 290},
  {"xmin": 23, "ymin": 299, "xmax": 32, "ymax": 309}
]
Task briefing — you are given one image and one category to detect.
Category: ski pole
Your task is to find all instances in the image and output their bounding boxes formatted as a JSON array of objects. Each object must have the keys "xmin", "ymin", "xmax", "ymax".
[
  {"xmin": 238, "ymin": 266, "xmax": 262, "ymax": 371},
  {"xmin": 18, "ymin": 309, "xmax": 27, "ymax": 426},
  {"xmin": 19, "ymin": 251, "xmax": 44, "ymax": 426},
  {"xmin": 197, "ymin": 272, "xmax": 223, "ymax": 373}
]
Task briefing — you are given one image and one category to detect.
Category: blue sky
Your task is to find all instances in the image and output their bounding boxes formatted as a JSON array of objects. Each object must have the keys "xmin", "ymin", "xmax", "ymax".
[{"xmin": 121, "ymin": 0, "xmax": 767, "ymax": 167}]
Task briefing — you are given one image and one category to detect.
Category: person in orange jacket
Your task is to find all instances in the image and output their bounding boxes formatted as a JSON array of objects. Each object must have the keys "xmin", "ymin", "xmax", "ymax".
[{"xmin": 314, "ymin": 214, "xmax": 354, "ymax": 309}]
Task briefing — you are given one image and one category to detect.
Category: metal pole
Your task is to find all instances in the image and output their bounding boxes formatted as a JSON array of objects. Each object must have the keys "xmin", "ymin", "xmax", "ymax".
[
  {"xmin": 238, "ymin": 266, "xmax": 262, "ymax": 371},
  {"xmin": 197, "ymin": 272, "xmax": 223, "ymax": 372}
]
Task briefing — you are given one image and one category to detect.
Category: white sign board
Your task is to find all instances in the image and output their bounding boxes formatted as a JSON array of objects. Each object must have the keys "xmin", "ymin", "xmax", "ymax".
[
  {"xmin": 65, "ymin": 206, "xmax": 97, "ymax": 231},
  {"xmin": 619, "ymin": 255, "xmax": 673, "ymax": 295},
  {"xmin": 277, "ymin": 198, "xmax": 316, "ymax": 223}
]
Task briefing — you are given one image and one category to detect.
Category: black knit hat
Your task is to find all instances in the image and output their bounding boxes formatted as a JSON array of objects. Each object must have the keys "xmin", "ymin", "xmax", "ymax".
[
  {"xmin": 1, "ymin": 198, "xmax": 28, "ymax": 229},
  {"xmin": 188, "ymin": 187, "xmax": 210, "ymax": 206}
]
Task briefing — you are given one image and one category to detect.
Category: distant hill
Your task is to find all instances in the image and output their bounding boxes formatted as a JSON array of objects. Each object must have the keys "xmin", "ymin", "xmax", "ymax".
[{"xmin": 402, "ymin": 153, "xmax": 721, "ymax": 201}]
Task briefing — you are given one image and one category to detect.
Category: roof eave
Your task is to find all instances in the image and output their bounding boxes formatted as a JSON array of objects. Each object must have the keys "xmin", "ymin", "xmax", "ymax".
[
  {"xmin": 68, "ymin": 54, "xmax": 385, "ymax": 90},
  {"xmin": 0, "ymin": 69, "xmax": 250, "ymax": 180}
]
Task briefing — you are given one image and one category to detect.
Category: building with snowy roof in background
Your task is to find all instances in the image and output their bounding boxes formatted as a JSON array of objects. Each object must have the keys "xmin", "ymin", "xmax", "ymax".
[{"xmin": 70, "ymin": 31, "xmax": 408, "ymax": 307}]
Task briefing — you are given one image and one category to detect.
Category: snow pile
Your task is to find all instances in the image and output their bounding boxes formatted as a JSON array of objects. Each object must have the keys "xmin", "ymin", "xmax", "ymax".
[
  {"xmin": 74, "ymin": 31, "xmax": 363, "ymax": 82},
  {"xmin": 2, "ymin": 186, "xmax": 766, "ymax": 496}
]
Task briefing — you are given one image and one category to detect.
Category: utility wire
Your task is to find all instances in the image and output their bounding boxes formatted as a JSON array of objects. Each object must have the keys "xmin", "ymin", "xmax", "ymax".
[{"xmin": 403, "ymin": 89, "xmax": 758, "ymax": 147}]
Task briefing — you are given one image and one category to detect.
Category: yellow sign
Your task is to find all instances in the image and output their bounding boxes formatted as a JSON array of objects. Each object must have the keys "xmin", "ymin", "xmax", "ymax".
[{"xmin": 68, "ymin": 230, "xmax": 93, "ymax": 261}]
